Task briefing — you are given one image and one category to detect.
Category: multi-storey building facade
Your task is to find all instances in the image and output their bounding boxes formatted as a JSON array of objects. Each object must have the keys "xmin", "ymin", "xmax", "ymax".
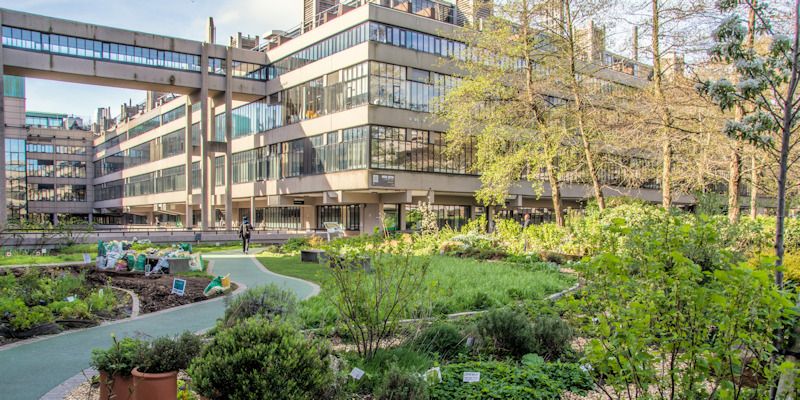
[
  {"xmin": 1, "ymin": 77, "xmax": 94, "ymax": 224},
  {"xmin": 0, "ymin": 0, "xmax": 692, "ymax": 232}
]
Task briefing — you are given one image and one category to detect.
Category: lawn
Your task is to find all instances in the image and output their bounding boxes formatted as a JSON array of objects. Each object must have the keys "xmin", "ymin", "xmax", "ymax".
[{"xmin": 256, "ymin": 252, "xmax": 576, "ymax": 328}]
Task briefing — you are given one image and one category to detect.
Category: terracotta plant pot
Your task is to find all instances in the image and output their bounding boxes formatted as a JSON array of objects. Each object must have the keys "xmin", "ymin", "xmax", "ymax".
[
  {"xmin": 98, "ymin": 370, "xmax": 134, "ymax": 400},
  {"xmin": 131, "ymin": 367, "xmax": 177, "ymax": 400}
]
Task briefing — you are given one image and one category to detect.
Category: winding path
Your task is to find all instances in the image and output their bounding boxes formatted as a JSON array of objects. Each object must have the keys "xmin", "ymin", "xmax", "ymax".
[{"xmin": 0, "ymin": 251, "xmax": 318, "ymax": 400}]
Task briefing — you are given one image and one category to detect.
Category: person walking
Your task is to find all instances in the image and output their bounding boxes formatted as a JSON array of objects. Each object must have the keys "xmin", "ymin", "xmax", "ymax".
[{"xmin": 239, "ymin": 216, "xmax": 253, "ymax": 254}]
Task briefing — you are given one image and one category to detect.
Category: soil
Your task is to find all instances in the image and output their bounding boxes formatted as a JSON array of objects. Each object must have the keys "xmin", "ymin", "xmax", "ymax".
[
  {"xmin": 86, "ymin": 270, "xmax": 221, "ymax": 314},
  {"xmin": 0, "ymin": 265, "xmax": 228, "ymax": 346}
]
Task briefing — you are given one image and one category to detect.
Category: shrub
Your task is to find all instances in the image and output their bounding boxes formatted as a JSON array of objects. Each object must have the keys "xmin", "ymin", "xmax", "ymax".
[
  {"xmin": 477, "ymin": 308, "xmax": 533, "ymax": 358},
  {"xmin": 48, "ymin": 299, "xmax": 91, "ymax": 319},
  {"xmin": 282, "ymin": 237, "xmax": 310, "ymax": 252},
  {"xmin": 411, "ymin": 322, "xmax": 464, "ymax": 359},
  {"xmin": 783, "ymin": 252, "xmax": 800, "ymax": 282},
  {"xmin": 91, "ymin": 336, "xmax": 146, "ymax": 376},
  {"xmin": 86, "ymin": 287, "xmax": 117, "ymax": 314},
  {"xmin": 189, "ymin": 318, "xmax": 333, "ymax": 400},
  {"xmin": 375, "ymin": 365, "xmax": 429, "ymax": 400},
  {"xmin": 529, "ymin": 315, "xmax": 573, "ymax": 361},
  {"xmin": 222, "ymin": 284, "xmax": 297, "ymax": 327},
  {"xmin": 428, "ymin": 359, "xmax": 592, "ymax": 399},
  {"xmin": 134, "ymin": 332, "xmax": 203, "ymax": 373}
]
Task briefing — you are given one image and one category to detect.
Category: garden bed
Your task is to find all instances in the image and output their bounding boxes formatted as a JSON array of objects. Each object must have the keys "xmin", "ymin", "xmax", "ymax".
[
  {"xmin": 86, "ymin": 270, "xmax": 223, "ymax": 314},
  {"xmin": 0, "ymin": 265, "xmax": 225, "ymax": 346}
]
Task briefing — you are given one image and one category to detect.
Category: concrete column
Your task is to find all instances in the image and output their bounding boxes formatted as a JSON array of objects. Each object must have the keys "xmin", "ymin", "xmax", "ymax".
[
  {"xmin": 184, "ymin": 95, "xmax": 194, "ymax": 228},
  {"xmin": 249, "ymin": 196, "xmax": 255, "ymax": 228},
  {"xmin": 199, "ymin": 44, "xmax": 211, "ymax": 230},
  {"xmin": 224, "ymin": 48, "xmax": 233, "ymax": 230},
  {"xmin": 399, "ymin": 203, "xmax": 407, "ymax": 231},
  {"xmin": 0, "ymin": 11, "xmax": 6, "ymax": 227}
]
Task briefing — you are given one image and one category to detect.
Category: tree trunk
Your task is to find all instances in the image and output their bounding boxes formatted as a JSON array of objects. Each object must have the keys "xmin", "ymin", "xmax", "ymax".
[
  {"xmin": 662, "ymin": 140, "xmax": 672, "ymax": 208},
  {"xmin": 750, "ymin": 155, "xmax": 759, "ymax": 219},
  {"xmin": 728, "ymin": 140, "xmax": 742, "ymax": 223},
  {"xmin": 546, "ymin": 158, "xmax": 565, "ymax": 227},
  {"xmin": 575, "ymin": 98, "xmax": 605, "ymax": 211},
  {"xmin": 650, "ymin": 0, "xmax": 674, "ymax": 209}
]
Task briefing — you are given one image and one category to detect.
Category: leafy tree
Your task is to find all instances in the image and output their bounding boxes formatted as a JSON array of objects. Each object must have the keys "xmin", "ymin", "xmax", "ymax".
[
  {"xmin": 437, "ymin": 0, "xmax": 578, "ymax": 226},
  {"xmin": 569, "ymin": 212, "xmax": 794, "ymax": 399}
]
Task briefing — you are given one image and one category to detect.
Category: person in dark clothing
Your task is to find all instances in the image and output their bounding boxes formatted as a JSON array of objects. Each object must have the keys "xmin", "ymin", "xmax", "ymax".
[{"xmin": 239, "ymin": 216, "xmax": 253, "ymax": 254}]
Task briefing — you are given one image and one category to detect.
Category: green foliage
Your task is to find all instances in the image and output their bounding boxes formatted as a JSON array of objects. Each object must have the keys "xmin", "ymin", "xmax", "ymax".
[
  {"xmin": 529, "ymin": 314, "xmax": 573, "ymax": 361},
  {"xmin": 90, "ymin": 336, "xmax": 146, "ymax": 376},
  {"xmin": 477, "ymin": 308, "xmax": 534, "ymax": 359},
  {"xmin": 375, "ymin": 365, "xmax": 429, "ymax": 400},
  {"xmin": 188, "ymin": 318, "xmax": 333, "ymax": 400},
  {"xmin": 569, "ymin": 213, "xmax": 795, "ymax": 398},
  {"xmin": 134, "ymin": 332, "xmax": 203, "ymax": 374},
  {"xmin": 48, "ymin": 299, "xmax": 91, "ymax": 319},
  {"xmin": 411, "ymin": 322, "xmax": 464, "ymax": 360},
  {"xmin": 428, "ymin": 359, "xmax": 592, "ymax": 399},
  {"xmin": 460, "ymin": 215, "xmax": 487, "ymax": 234},
  {"xmin": 282, "ymin": 237, "xmax": 310, "ymax": 253},
  {"xmin": 222, "ymin": 284, "xmax": 297, "ymax": 328},
  {"xmin": 439, "ymin": 233, "xmax": 506, "ymax": 260},
  {"xmin": 326, "ymin": 237, "xmax": 430, "ymax": 359},
  {"xmin": 85, "ymin": 287, "xmax": 117, "ymax": 314}
]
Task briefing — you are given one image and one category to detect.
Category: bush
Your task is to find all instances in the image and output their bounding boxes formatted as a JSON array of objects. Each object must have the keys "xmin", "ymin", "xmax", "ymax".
[
  {"xmin": 91, "ymin": 336, "xmax": 146, "ymax": 376},
  {"xmin": 477, "ymin": 308, "xmax": 533, "ymax": 358},
  {"xmin": 282, "ymin": 237, "xmax": 310, "ymax": 252},
  {"xmin": 375, "ymin": 365, "xmax": 429, "ymax": 400},
  {"xmin": 134, "ymin": 332, "xmax": 203, "ymax": 373},
  {"xmin": 189, "ymin": 318, "xmax": 333, "ymax": 400},
  {"xmin": 529, "ymin": 315, "xmax": 573, "ymax": 361},
  {"xmin": 428, "ymin": 359, "xmax": 592, "ymax": 399},
  {"xmin": 411, "ymin": 322, "xmax": 464, "ymax": 359},
  {"xmin": 222, "ymin": 284, "xmax": 297, "ymax": 327}
]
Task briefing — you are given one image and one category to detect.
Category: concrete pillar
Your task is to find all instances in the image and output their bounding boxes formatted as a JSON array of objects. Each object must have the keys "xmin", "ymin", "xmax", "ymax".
[
  {"xmin": 249, "ymin": 196, "xmax": 256, "ymax": 228},
  {"xmin": 363, "ymin": 203, "xmax": 381, "ymax": 234},
  {"xmin": 0, "ymin": 11, "xmax": 6, "ymax": 227},
  {"xmin": 224, "ymin": 48, "xmax": 233, "ymax": 230},
  {"xmin": 199, "ymin": 44, "xmax": 211, "ymax": 230},
  {"xmin": 184, "ymin": 95, "xmax": 194, "ymax": 228},
  {"xmin": 399, "ymin": 203, "xmax": 407, "ymax": 231}
]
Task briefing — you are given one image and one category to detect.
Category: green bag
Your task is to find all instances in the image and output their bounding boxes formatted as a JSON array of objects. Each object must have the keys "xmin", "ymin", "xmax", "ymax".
[
  {"xmin": 179, "ymin": 243, "xmax": 192, "ymax": 253},
  {"xmin": 97, "ymin": 240, "xmax": 106, "ymax": 257},
  {"xmin": 134, "ymin": 254, "xmax": 147, "ymax": 271},
  {"xmin": 125, "ymin": 255, "xmax": 135, "ymax": 270}
]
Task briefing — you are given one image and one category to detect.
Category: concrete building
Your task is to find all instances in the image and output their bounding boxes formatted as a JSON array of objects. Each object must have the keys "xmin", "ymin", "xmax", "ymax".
[{"xmin": 0, "ymin": 0, "xmax": 691, "ymax": 233}]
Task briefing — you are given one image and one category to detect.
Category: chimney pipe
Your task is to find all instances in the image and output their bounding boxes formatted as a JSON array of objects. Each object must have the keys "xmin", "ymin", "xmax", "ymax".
[
  {"xmin": 207, "ymin": 17, "xmax": 216, "ymax": 44},
  {"xmin": 633, "ymin": 26, "xmax": 639, "ymax": 62}
]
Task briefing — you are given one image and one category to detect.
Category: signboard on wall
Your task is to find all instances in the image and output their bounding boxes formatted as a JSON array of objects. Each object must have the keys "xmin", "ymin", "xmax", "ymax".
[{"xmin": 371, "ymin": 174, "xmax": 395, "ymax": 188}]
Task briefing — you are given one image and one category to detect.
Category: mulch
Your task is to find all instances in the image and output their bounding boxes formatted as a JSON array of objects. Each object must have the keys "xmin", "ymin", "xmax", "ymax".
[{"xmin": 86, "ymin": 270, "xmax": 218, "ymax": 314}]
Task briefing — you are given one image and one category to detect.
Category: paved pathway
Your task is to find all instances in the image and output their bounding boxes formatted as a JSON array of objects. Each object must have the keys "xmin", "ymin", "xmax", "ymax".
[{"xmin": 0, "ymin": 252, "xmax": 317, "ymax": 400}]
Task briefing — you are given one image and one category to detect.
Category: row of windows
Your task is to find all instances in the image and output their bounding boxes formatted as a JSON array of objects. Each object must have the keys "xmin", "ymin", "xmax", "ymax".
[
  {"xmin": 370, "ymin": 125, "xmax": 476, "ymax": 174},
  {"xmin": 26, "ymin": 115, "xmax": 64, "ymax": 129},
  {"xmin": 2, "ymin": 26, "xmax": 203, "ymax": 73},
  {"xmin": 318, "ymin": 205, "xmax": 361, "ymax": 231},
  {"xmin": 405, "ymin": 204, "xmax": 469, "ymax": 230},
  {"xmin": 212, "ymin": 62, "xmax": 370, "ymax": 141},
  {"xmin": 95, "ymin": 128, "xmax": 185, "ymax": 176},
  {"xmin": 269, "ymin": 23, "xmax": 370, "ymax": 79},
  {"xmin": 26, "ymin": 141, "xmax": 88, "ymax": 155},
  {"xmin": 124, "ymin": 165, "xmax": 186, "ymax": 197},
  {"xmin": 94, "ymin": 179, "xmax": 123, "ymax": 201},
  {"xmin": 27, "ymin": 184, "xmax": 87, "ymax": 202},
  {"xmin": 253, "ymin": 207, "xmax": 301, "ymax": 230},
  {"xmin": 369, "ymin": 22, "xmax": 466, "ymax": 60},
  {"xmin": 208, "ymin": 58, "xmax": 269, "ymax": 80},
  {"xmin": 369, "ymin": 61, "xmax": 460, "ymax": 112},
  {"xmin": 27, "ymin": 160, "xmax": 87, "ymax": 178},
  {"xmin": 3, "ymin": 75, "xmax": 25, "ymax": 98}
]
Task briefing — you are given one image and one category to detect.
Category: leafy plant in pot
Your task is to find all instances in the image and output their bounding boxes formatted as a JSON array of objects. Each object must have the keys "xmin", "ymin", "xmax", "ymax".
[
  {"xmin": 90, "ymin": 336, "xmax": 145, "ymax": 400},
  {"xmin": 131, "ymin": 332, "xmax": 202, "ymax": 400}
]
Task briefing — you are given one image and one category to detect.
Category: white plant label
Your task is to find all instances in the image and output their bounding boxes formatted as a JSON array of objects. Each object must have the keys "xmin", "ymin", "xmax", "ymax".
[
  {"xmin": 349, "ymin": 367, "xmax": 365, "ymax": 380},
  {"xmin": 82, "ymin": 253, "xmax": 92, "ymax": 264},
  {"xmin": 65, "ymin": 296, "xmax": 76, "ymax": 303},
  {"xmin": 463, "ymin": 372, "xmax": 480, "ymax": 383}
]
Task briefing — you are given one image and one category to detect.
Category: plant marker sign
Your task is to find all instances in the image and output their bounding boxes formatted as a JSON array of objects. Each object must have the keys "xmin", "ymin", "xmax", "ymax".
[
  {"xmin": 463, "ymin": 372, "xmax": 480, "ymax": 383},
  {"xmin": 349, "ymin": 367, "xmax": 365, "ymax": 380},
  {"xmin": 83, "ymin": 253, "xmax": 92, "ymax": 264},
  {"xmin": 171, "ymin": 278, "xmax": 187, "ymax": 296}
]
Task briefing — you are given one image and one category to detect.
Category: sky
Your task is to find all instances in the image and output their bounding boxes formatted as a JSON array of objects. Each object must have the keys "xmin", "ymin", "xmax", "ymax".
[{"xmin": 4, "ymin": 0, "xmax": 301, "ymax": 122}]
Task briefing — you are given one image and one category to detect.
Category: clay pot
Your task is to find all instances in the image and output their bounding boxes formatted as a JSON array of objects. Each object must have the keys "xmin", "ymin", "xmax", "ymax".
[
  {"xmin": 131, "ymin": 367, "xmax": 177, "ymax": 400},
  {"xmin": 98, "ymin": 371, "xmax": 134, "ymax": 400}
]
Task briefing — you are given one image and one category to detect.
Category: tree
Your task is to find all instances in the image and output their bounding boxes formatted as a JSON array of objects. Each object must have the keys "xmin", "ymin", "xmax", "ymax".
[
  {"xmin": 700, "ymin": 0, "xmax": 800, "ymax": 288},
  {"xmin": 438, "ymin": 0, "xmax": 579, "ymax": 226}
]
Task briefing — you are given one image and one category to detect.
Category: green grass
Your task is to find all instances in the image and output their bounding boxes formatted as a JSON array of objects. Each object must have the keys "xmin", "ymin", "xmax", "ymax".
[
  {"xmin": 256, "ymin": 252, "xmax": 328, "ymax": 285},
  {"xmin": 0, "ymin": 253, "xmax": 86, "ymax": 267},
  {"xmin": 256, "ymin": 252, "xmax": 576, "ymax": 329}
]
